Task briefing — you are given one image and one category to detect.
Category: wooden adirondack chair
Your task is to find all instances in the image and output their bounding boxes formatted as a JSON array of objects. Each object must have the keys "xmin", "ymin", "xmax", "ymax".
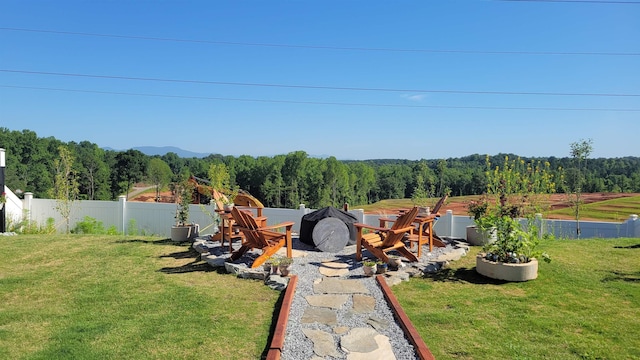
[
  {"xmin": 227, "ymin": 207, "xmax": 293, "ymax": 269},
  {"xmin": 355, "ymin": 206, "xmax": 420, "ymax": 263}
]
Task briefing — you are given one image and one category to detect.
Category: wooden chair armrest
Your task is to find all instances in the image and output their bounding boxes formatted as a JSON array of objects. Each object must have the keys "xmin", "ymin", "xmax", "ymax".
[
  {"xmin": 354, "ymin": 223, "xmax": 389, "ymax": 232},
  {"xmin": 258, "ymin": 221, "xmax": 294, "ymax": 231},
  {"xmin": 389, "ymin": 225, "xmax": 416, "ymax": 235}
]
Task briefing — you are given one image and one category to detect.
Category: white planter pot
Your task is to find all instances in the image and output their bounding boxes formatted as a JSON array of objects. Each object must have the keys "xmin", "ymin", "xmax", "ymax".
[
  {"xmin": 363, "ymin": 264, "xmax": 377, "ymax": 277},
  {"xmin": 476, "ymin": 255, "xmax": 538, "ymax": 282},
  {"xmin": 279, "ymin": 265, "xmax": 292, "ymax": 276},
  {"xmin": 466, "ymin": 226, "xmax": 497, "ymax": 246},
  {"xmin": 170, "ymin": 225, "xmax": 192, "ymax": 243}
]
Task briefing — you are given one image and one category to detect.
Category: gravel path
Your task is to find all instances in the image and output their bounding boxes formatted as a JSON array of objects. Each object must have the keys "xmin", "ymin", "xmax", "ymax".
[{"xmin": 278, "ymin": 238, "xmax": 459, "ymax": 360}]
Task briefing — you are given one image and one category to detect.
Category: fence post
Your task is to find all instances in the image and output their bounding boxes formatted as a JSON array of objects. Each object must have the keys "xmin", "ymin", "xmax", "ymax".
[
  {"xmin": 118, "ymin": 195, "xmax": 127, "ymax": 234},
  {"xmin": 535, "ymin": 213, "xmax": 543, "ymax": 238},
  {"xmin": 628, "ymin": 214, "xmax": 639, "ymax": 238},
  {"xmin": 444, "ymin": 210, "xmax": 454, "ymax": 238},
  {"xmin": 0, "ymin": 148, "xmax": 5, "ymax": 232},
  {"xmin": 23, "ymin": 192, "xmax": 33, "ymax": 224}
]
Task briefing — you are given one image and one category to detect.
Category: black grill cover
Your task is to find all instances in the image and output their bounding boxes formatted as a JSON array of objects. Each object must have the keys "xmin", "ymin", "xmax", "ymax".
[{"xmin": 299, "ymin": 206, "xmax": 358, "ymax": 246}]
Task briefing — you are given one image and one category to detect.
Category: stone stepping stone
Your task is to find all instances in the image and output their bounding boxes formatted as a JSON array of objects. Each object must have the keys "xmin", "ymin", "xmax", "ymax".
[
  {"xmin": 321, "ymin": 260, "xmax": 349, "ymax": 268},
  {"xmin": 345, "ymin": 334, "xmax": 396, "ymax": 360},
  {"xmin": 313, "ymin": 278, "xmax": 370, "ymax": 295},
  {"xmin": 333, "ymin": 326, "xmax": 350, "ymax": 335},
  {"xmin": 275, "ymin": 248, "xmax": 308, "ymax": 258},
  {"xmin": 366, "ymin": 315, "xmax": 390, "ymax": 331},
  {"xmin": 302, "ymin": 328, "xmax": 341, "ymax": 358},
  {"xmin": 301, "ymin": 307, "xmax": 337, "ymax": 326},
  {"xmin": 305, "ymin": 294, "xmax": 348, "ymax": 309},
  {"xmin": 351, "ymin": 294, "xmax": 376, "ymax": 314},
  {"xmin": 340, "ymin": 327, "xmax": 380, "ymax": 353},
  {"xmin": 319, "ymin": 261, "xmax": 350, "ymax": 277}
]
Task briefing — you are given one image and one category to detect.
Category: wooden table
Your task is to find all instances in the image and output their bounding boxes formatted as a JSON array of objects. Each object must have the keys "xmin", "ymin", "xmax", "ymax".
[{"xmin": 406, "ymin": 215, "xmax": 436, "ymax": 258}]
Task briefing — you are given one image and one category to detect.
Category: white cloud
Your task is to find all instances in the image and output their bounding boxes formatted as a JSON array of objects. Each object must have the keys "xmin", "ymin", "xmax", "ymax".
[{"xmin": 402, "ymin": 94, "xmax": 427, "ymax": 102}]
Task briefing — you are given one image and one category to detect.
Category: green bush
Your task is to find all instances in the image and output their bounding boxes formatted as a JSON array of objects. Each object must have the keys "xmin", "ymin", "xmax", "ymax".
[{"xmin": 73, "ymin": 216, "xmax": 105, "ymax": 234}]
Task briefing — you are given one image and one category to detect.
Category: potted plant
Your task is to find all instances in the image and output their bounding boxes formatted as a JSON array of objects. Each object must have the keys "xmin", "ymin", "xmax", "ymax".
[
  {"xmin": 221, "ymin": 187, "xmax": 239, "ymax": 212},
  {"xmin": 466, "ymin": 196, "xmax": 496, "ymax": 246},
  {"xmin": 376, "ymin": 260, "xmax": 388, "ymax": 274},
  {"xmin": 474, "ymin": 156, "xmax": 554, "ymax": 281},
  {"xmin": 362, "ymin": 260, "xmax": 377, "ymax": 277},
  {"xmin": 277, "ymin": 256, "xmax": 294, "ymax": 276},
  {"xmin": 170, "ymin": 179, "xmax": 197, "ymax": 243},
  {"xmin": 268, "ymin": 256, "xmax": 281, "ymax": 274}
]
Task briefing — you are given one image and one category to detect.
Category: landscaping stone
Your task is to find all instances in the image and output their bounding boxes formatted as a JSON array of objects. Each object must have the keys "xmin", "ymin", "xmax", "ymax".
[
  {"xmin": 340, "ymin": 327, "xmax": 379, "ymax": 353},
  {"xmin": 383, "ymin": 275, "xmax": 404, "ymax": 287},
  {"xmin": 239, "ymin": 269, "xmax": 267, "ymax": 281},
  {"xmin": 334, "ymin": 326, "xmax": 350, "ymax": 335},
  {"xmin": 302, "ymin": 328, "xmax": 342, "ymax": 358},
  {"xmin": 205, "ymin": 256, "xmax": 226, "ymax": 268},
  {"xmin": 434, "ymin": 247, "xmax": 467, "ymax": 262},
  {"xmin": 224, "ymin": 262, "xmax": 243, "ymax": 275},
  {"xmin": 346, "ymin": 334, "xmax": 396, "ymax": 360},
  {"xmin": 265, "ymin": 274, "xmax": 289, "ymax": 291},
  {"xmin": 301, "ymin": 307, "xmax": 338, "ymax": 326},
  {"xmin": 313, "ymin": 278, "xmax": 370, "ymax": 295},
  {"xmin": 321, "ymin": 260, "xmax": 349, "ymax": 268},
  {"xmin": 351, "ymin": 294, "xmax": 376, "ymax": 314},
  {"xmin": 305, "ymin": 294, "xmax": 349, "ymax": 309},
  {"xmin": 319, "ymin": 261, "xmax": 350, "ymax": 277},
  {"xmin": 366, "ymin": 315, "xmax": 390, "ymax": 331},
  {"xmin": 422, "ymin": 262, "xmax": 441, "ymax": 274},
  {"xmin": 402, "ymin": 266, "xmax": 423, "ymax": 278}
]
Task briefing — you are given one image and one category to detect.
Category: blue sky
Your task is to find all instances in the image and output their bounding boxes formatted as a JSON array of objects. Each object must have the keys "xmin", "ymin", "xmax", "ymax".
[{"xmin": 1, "ymin": 0, "xmax": 638, "ymax": 160}]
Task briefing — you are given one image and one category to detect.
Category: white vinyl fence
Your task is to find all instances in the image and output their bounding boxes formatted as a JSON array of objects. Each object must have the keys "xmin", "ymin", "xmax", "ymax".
[{"xmin": 5, "ymin": 191, "xmax": 640, "ymax": 240}]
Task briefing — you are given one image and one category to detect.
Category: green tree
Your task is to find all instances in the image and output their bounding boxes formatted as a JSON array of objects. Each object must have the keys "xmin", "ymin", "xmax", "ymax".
[
  {"xmin": 52, "ymin": 145, "xmax": 80, "ymax": 233},
  {"xmin": 282, "ymin": 151, "xmax": 308, "ymax": 208},
  {"xmin": 208, "ymin": 163, "xmax": 231, "ymax": 192},
  {"xmin": 147, "ymin": 158, "xmax": 173, "ymax": 202},
  {"xmin": 436, "ymin": 159, "xmax": 450, "ymax": 197},
  {"xmin": 348, "ymin": 162, "xmax": 376, "ymax": 206},
  {"xmin": 74, "ymin": 141, "xmax": 110, "ymax": 200},
  {"xmin": 258, "ymin": 156, "xmax": 285, "ymax": 207},
  {"xmin": 569, "ymin": 139, "xmax": 593, "ymax": 237},
  {"xmin": 112, "ymin": 149, "xmax": 148, "ymax": 199}
]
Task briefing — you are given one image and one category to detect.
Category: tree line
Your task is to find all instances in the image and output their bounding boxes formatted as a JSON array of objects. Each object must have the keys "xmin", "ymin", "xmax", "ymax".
[{"xmin": 1, "ymin": 128, "xmax": 639, "ymax": 209}]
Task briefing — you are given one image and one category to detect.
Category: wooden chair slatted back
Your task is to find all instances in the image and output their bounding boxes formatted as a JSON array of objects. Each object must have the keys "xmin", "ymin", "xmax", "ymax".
[
  {"xmin": 432, "ymin": 195, "xmax": 448, "ymax": 214},
  {"xmin": 381, "ymin": 206, "xmax": 419, "ymax": 247},
  {"xmin": 231, "ymin": 207, "xmax": 267, "ymax": 248}
]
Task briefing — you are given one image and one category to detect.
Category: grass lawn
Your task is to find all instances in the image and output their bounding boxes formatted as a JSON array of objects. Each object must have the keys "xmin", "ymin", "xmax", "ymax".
[
  {"xmin": 394, "ymin": 238, "xmax": 640, "ymax": 360},
  {"xmin": 0, "ymin": 235, "xmax": 280, "ymax": 360}
]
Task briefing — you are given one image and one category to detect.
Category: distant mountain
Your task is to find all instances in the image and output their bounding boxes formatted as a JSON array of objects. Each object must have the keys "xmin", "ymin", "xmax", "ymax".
[
  {"xmin": 103, "ymin": 146, "xmax": 335, "ymax": 159},
  {"xmin": 103, "ymin": 146, "xmax": 211, "ymax": 158},
  {"xmin": 135, "ymin": 146, "xmax": 213, "ymax": 158}
]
